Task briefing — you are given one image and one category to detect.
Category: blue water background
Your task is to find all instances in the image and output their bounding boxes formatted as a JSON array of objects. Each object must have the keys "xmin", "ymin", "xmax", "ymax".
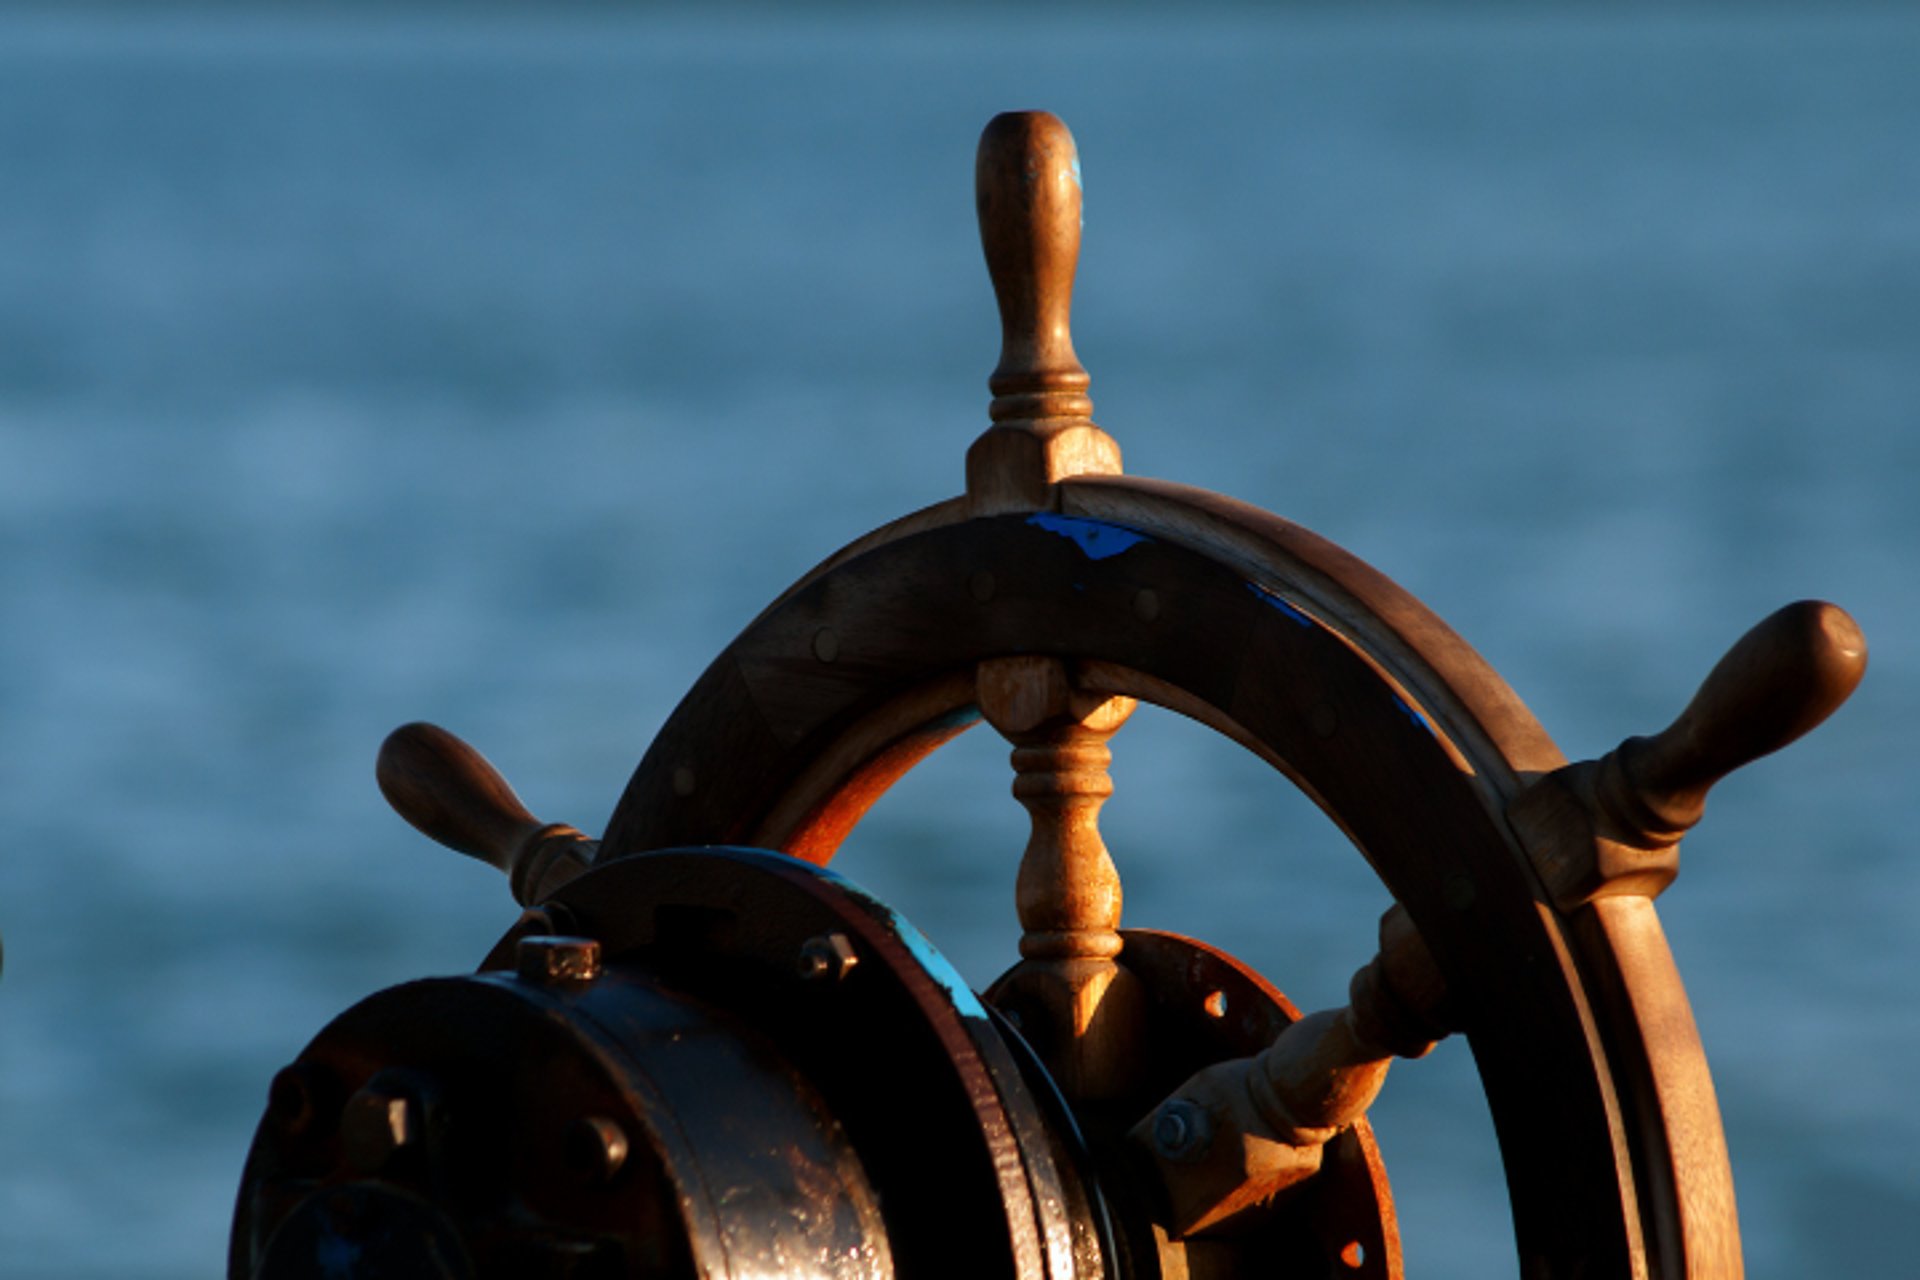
[{"xmin": 2, "ymin": 7, "xmax": 1916, "ymax": 1276}]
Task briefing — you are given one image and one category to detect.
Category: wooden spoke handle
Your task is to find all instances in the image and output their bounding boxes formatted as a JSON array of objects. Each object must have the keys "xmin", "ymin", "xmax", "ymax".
[
  {"xmin": 1513, "ymin": 599, "xmax": 1866, "ymax": 906},
  {"xmin": 976, "ymin": 110, "xmax": 1091, "ymax": 424},
  {"xmin": 377, "ymin": 722, "xmax": 595, "ymax": 904},
  {"xmin": 966, "ymin": 113, "xmax": 1119, "ymax": 514},
  {"xmin": 1609, "ymin": 600, "xmax": 1866, "ymax": 840},
  {"xmin": 378, "ymin": 722, "xmax": 543, "ymax": 867},
  {"xmin": 1132, "ymin": 904, "xmax": 1451, "ymax": 1238}
]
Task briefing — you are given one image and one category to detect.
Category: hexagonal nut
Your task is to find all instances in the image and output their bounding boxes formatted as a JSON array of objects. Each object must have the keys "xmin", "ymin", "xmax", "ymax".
[
  {"xmin": 1152, "ymin": 1098, "xmax": 1214, "ymax": 1162},
  {"xmin": 517, "ymin": 935, "xmax": 602, "ymax": 986},
  {"xmin": 563, "ymin": 1115, "xmax": 631, "ymax": 1184},
  {"xmin": 795, "ymin": 932, "xmax": 859, "ymax": 983}
]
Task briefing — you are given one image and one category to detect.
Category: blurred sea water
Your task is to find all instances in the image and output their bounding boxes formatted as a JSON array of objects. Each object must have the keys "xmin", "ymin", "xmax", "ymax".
[{"xmin": 1, "ymin": 6, "xmax": 1916, "ymax": 1277}]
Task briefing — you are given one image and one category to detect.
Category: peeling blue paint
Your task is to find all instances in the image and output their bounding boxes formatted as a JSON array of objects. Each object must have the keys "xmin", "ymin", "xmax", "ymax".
[
  {"xmin": 1392, "ymin": 693, "xmax": 1436, "ymax": 737},
  {"xmin": 872, "ymin": 904, "xmax": 988, "ymax": 1017},
  {"xmin": 1027, "ymin": 513, "xmax": 1148, "ymax": 561},
  {"xmin": 1245, "ymin": 581, "xmax": 1314, "ymax": 628},
  {"xmin": 736, "ymin": 849, "xmax": 988, "ymax": 1017},
  {"xmin": 839, "ymin": 886, "xmax": 986, "ymax": 1017}
]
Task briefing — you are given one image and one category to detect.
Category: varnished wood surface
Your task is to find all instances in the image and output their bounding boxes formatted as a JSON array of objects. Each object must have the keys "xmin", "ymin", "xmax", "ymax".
[
  {"xmin": 529, "ymin": 109, "xmax": 1864, "ymax": 1280},
  {"xmin": 1059, "ymin": 478, "xmax": 1786, "ymax": 1277},
  {"xmin": 377, "ymin": 721, "xmax": 544, "ymax": 868},
  {"xmin": 1130, "ymin": 906, "xmax": 1443, "ymax": 1240},
  {"xmin": 344, "ymin": 106, "xmax": 1878, "ymax": 1280},
  {"xmin": 1511, "ymin": 602, "xmax": 1866, "ymax": 912},
  {"xmin": 1580, "ymin": 896, "xmax": 1741, "ymax": 1280},
  {"xmin": 585, "ymin": 462, "xmax": 1863, "ymax": 1275},
  {"xmin": 1497, "ymin": 601, "xmax": 1862, "ymax": 1274},
  {"xmin": 595, "ymin": 503, "xmax": 1647, "ymax": 1277},
  {"xmin": 977, "ymin": 655, "xmax": 1144, "ymax": 1102},
  {"xmin": 1611, "ymin": 600, "xmax": 1865, "ymax": 842},
  {"xmin": 975, "ymin": 112, "xmax": 1091, "ymax": 424},
  {"xmin": 376, "ymin": 722, "xmax": 594, "ymax": 905},
  {"xmin": 1084, "ymin": 929, "xmax": 1404, "ymax": 1275},
  {"xmin": 1059, "ymin": 475, "xmax": 1568, "ymax": 796},
  {"xmin": 967, "ymin": 112, "xmax": 1120, "ymax": 514}
]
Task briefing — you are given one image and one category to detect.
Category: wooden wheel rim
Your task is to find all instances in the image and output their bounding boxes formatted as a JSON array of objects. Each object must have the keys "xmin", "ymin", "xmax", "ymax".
[{"xmin": 598, "ymin": 475, "xmax": 1736, "ymax": 1278}]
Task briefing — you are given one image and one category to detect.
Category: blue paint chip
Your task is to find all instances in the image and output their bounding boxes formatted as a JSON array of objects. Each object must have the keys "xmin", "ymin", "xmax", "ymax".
[
  {"xmin": 1245, "ymin": 582, "xmax": 1314, "ymax": 627},
  {"xmin": 729, "ymin": 849, "xmax": 988, "ymax": 1017},
  {"xmin": 1391, "ymin": 693, "xmax": 1436, "ymax": 737},
  {"xmin": 1027, "ymin": 513, "xmax": 1148, "ymax": 561},
  {"xmin": 871, "ymin": 905, "xmax": 989, "ymax": 1017}
]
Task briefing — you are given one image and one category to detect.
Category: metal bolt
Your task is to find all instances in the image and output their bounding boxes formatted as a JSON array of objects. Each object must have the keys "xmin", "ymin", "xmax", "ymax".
[
  {"xmin": 564, "ymin": 1115, "xmax": 631, "ymax": 1184},
  {"xmin": 796, "ymin": 932, "xmax": 859, "ymax": 983},
  {"xmin": 1152, "ymin": 1098, "xmax": 1213, "ymax": 1162},
  {"xmin": 518, "ymin": 935, "xmax": 602, "ymax": 985},
  {"xmin": 812, "ymin": 626, "xmax": 840, "ymax": 663},
  {"xmin": 1133, "ymin": 587, "xmax": 1161, "ymax": 622},
  {"xmin": 970, "ymin": 571, "xmax": 997, "ymax": 603},
  {"xmin": 342, "ymin": 1086, "xmax": 417, "ymax": 1173},
  {"xmin": 267, "ymin": 1063, "xmax": 320, "ymax": 1137}
]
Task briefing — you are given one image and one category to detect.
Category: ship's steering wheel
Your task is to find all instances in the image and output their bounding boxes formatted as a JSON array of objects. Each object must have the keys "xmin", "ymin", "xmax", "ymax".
[{"xmin": 359, "ymin": 113, "xmax": 1863, "ymax": 1279}]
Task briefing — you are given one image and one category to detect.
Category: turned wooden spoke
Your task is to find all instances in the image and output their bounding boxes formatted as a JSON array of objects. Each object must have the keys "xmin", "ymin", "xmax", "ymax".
[
  {"xmin": 1134, "ymin": 903, "xmax": 1454, "ymax": 1238},
  {"xmin": 977, "ymin": 655, "xmax": 1144, "ymax": 1101}
]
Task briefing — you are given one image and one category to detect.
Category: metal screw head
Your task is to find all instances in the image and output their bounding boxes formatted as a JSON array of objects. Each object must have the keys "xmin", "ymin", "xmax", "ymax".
[
  {"xmin": 267, "ymin": 1063, "xmax": 321, "ymax": 1137},
  {"xmin": 517, "ymin": 935, "xmax": 602, "ymax": 985},
  {"xmin": 1152, "ymin": 1098, "xmax": 1213, "ymax": 1162},
  {"xmin": 563, "ymin": 1115, "xmax": 631, "ymax": 1184},
  {"xmin": 796, "ymin": 932, "xmax": 859, "ymax": 983},
  {"xmin": 343, "ymin": 1087, "xmax": 418, "ymax": 1173}
]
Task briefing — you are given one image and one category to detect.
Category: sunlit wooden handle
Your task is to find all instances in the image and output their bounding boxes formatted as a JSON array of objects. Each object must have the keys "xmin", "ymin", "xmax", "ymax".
[
  {"xmin": 966, "ymin": 112, "xmax": 1119, "ymax": 515},
  {"xmin": 1513, "ymin": 600, "xmax": 1868, "ymax": 906},
  {"xmin": 977, "ymin": 111, "xmax": 1091, "ymax": 424},
  {"xmin": 1609, "ymin": 600, "xmax": 1866, "ymax": 840},
  {"xmin": 377, "ymin": 722, "xmax": 543, "ymax": 868},
  {"xmin": 1132, "ymin": 903, "xmax": 1452, "ymax": 1237},
  {"xmin": 377, "ymin": 722, "xmax": 595, "ymax": 905}
]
